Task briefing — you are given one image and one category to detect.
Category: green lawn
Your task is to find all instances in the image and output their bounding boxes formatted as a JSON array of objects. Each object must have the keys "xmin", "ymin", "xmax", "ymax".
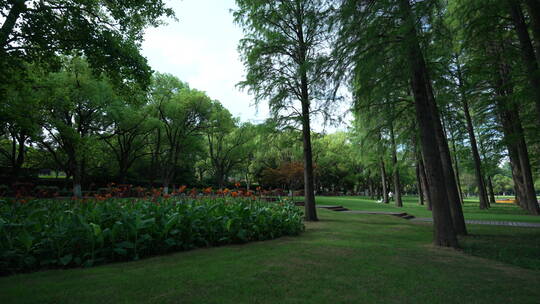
[
  {"xmin": 1, "ymin": 208, "xmax": 539, "ymax": 303},
  {"xmin": 311, "ymin": 195, "xmax": 540, "ymax": 223}
]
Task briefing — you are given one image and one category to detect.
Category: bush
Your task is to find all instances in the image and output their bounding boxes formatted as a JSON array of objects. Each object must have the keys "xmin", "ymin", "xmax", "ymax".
[{"xmin": 0, "ymin": 197, "xmax": 304, "ymax": 275}]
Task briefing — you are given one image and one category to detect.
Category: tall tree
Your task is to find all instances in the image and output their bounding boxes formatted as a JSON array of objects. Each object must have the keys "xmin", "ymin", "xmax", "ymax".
[
  {"xmin": 454, "ymin": 56, "xmax": 489, "ymax": 209},
  {"xmin": 335, "ymin": 0, "xmax": 461, "ymax": 245},
  {"xmin": 397, "ymin": 0, "xmax": 458, "ymax": 246},
  {"xmin": 205, "ymin": 104, "xmax": 256, "ymax": 188},
  {"xmin": 389, "ymin": 121, "xmax": 403, "ymax": 207},
  {"xmin": 0, "ymin": 64, "xmax": 41, "ymax": 181},
  {"xmin": 506, "ymin": 0, "xmax": 540, "ymax": 126},
  {"xmin": 39, "ymin": 57, "xmax": 115, "ymax": 197},
  {"xmin": 150, "ymin": 74, "xmax": 212, "ymax": 194},
  {"xmin": 234, "ymin": 0, "xmax": 339, "ymax": 221},
  {"xmin": 102, "ymin": 100, "xmax": 152, "ymax": 183}
]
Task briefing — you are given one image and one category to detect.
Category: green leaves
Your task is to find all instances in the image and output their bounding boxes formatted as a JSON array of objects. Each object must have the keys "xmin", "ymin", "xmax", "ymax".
[{"xmin": 0, "ymin": 197, "xmax": 304, "ymax": 274}]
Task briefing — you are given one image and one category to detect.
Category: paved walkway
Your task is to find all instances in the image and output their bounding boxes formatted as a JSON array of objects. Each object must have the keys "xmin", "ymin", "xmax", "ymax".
[
  {"xmin": 411, "ymin": 217, "xmax": 540, "ymax": 228},
  {"xmin": 317, "ymin": 205, "xmax": 540, "ymax": 228}
]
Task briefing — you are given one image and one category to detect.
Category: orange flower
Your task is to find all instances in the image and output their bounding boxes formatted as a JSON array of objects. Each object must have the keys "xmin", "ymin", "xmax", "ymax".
[
  {"xmin": 223, "ymin": 188, "xmax": 230, "ymax": 194},
  {"xmin": 231, "ymin": 191, "xmax": 238, "ymax": 198},
  {"xmin": 203, "ymin": 187, "xmax": 213, "ymax": 194},
  {"xmin": 235, "ymin": 182, "xmax": 241, "ymax": 188},
  {"xmin": 178, "ymin": 185, "xmax": 187, "ymax": 193}
]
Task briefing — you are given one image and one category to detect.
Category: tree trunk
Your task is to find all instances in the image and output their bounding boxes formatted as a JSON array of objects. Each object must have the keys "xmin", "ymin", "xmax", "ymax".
[
  {"xmin": 380, "ymin": 158, "xmax": 389, "ymax": 204},
  {"xmin": 508, "ymin": 143, "xmax": 527, "ymax": 207},
  {"xmin": 162, "ymin": 178, "xmax": 170, "ymax": 195},
  {"xmin": 368, "ymin": 177, "xmax": 374, "ymax": 199},
  {"xmin": 72, "ymin": 160, "xmax": 82, "ymax": 198},
  {"xmin": 445, "ymin": 111, "xmax": 465, "ymax": 205},
  {"xmin": 416, "ymin": 161, "xmax": 424, "ymax": 206},
  {"xmin": 492, "ymin": 48, "xmax": 540, "ymax": 215},
  {"xmin": 508, "ymin": 0, "xmax": 540, "ymax": 126},
  {"xmin": 419, "ymin": 149, "xmax": 432, "ymax": 210},
  {"xmin": 525, "ymin": 0, "xmax": 540, "ymax": 59},
  {"xmin": 389, "ymin": 124, "xmax": 403, "ymax": 207},
  {"xmin": 9, "ymin": 133, "xmax": 26, "ymax": 182},
  {"xmin": 426, "ymin": 80, "xmax": 467, "ymax": 235},
  {"xmin": 461, "ymin": 96, "xmax": 489, "ymax": 209},
  {"xmin": 301, "ymin": 99, "xmax": 317, "ymax": 221},
  {"xmin": 119, "ymin": 157, "xmax": 129, "ymax": 184},
  {"xmin": 487, "ymin": 176, "xmax": 496, "ymax": 206},
  {"xmin": 0, "ymin": 0, "xmax": 26, "ymax": 49},
  {"xmin": 450, "ymin": 138, "xmax": 464, "ymax": 205},
  {"xmin": 399, "ymin": 0, "xmax": 458, "ymax": 247}
]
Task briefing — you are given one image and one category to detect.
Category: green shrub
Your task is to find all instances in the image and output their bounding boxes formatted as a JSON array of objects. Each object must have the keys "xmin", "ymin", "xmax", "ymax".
[{"xmin": 0, "ymin": 198, "xmax": 303, "ymax": 274}]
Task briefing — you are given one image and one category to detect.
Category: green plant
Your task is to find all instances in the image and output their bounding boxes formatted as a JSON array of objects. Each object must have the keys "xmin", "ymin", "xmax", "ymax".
[{"xmin": 0, "ymin": 197, "xmax": 304, "ymax": 274}]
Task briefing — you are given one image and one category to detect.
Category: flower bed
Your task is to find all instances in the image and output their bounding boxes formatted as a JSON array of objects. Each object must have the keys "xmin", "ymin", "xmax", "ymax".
[{"xmin": 0, "ymin": 197, "xmax": 304, "ymax": 275}]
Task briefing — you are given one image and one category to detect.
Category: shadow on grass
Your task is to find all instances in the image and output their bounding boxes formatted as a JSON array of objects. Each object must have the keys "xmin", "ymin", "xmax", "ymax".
[{"xmin": 460, "ymin": 229, "xmax": 540, "ymax": 270}]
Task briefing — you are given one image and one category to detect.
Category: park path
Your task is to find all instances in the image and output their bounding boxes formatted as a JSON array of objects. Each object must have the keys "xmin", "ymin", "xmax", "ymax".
[
  {"xmin": 410, "ymin": 217, "xmax": 540, "ymax": 228},
  {"xmin": 315, "ymin": 205, "xmax": 540, "ymax": 228}
]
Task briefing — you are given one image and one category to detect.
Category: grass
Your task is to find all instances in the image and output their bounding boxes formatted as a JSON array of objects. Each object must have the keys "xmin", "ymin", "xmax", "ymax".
[
  {"xmin": 310, "ymin": 195, "xmax": 540, "ymax": 223},
  {"xmin": 1, "ymin": 208, "xmax": 539, "ymax": 303}
]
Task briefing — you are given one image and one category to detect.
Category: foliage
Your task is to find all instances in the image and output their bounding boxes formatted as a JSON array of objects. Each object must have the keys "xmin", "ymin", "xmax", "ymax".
[
  {"xmin": 0, "ymin": 197, "xmax": 304, "ymax": 274},
  {"xmin": 1, "ymin": 0, "xmax": 175, "ymax": 88}
]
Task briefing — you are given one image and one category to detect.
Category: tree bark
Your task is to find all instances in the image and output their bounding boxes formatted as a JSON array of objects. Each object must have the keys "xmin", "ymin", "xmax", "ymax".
[
  {"xmin": 301, "ymin": 97, "xmax": 317, "ymax": 221},
  {"xmin": 72, "ymin": 160, "xmax": 82, "ymax": 198},
  {"xmin": 399, "ymin": 0, "xmax": 458, "ymax": 247},
  {"xmin": 525, "ymin": 0, "xmax": 540, "ymax": 59},
  {"xmin": 380, "ymin": 158, "xmax": 389, "ymax": 204},
  {"xmin": 8, "ymin": 133, "xmax": 26, "ymax": 182},
  {"xmin": 415, "ymin": 160, "xmax": 424, "ymax": 205},
  {"xmin": 487, "ymin": 176, "xmax": 496, "ymax": 206},
  {"xmin": 508, "ymin": 0, "xmax": 540, "ymax": 126},
  {"xmin": 461, "ymin": 95, "xmax": 489, "ymax": 209},
  {"xmin": 389, "ymin": 123, "xmax": 402, "ymax": 207},
  {"xmin": 450, "ymin": 137, "xmax": 465, "ymax": 205},
  {"xmin": 0, "ymin": 0, "xmax": 27, "ymax": 49},
  {"xmin": 444, "ymin": 110, "xmax": 465, "ymax": 206},
  {"xmin": 426, "ymin": 79, "xmax": 467, "ymax": 235},
  {"xmin": 419, "ymin": 148, "xmax": 432, "ymax": 211},
  {"xmin": 492, "ymin": 48, "xmax": 540, "ymax": 215}
]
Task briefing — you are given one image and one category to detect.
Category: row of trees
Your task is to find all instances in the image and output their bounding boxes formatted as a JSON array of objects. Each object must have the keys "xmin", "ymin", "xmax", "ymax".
[
  {"xmin": 2, "ymin": 0, "xmax": 539, "ymax": 248},
  {"xmin": 1, "ymin": 59, "xmax": 263, "ymax": 195},
  {"xmin": 0, "ymin": 66, "xmax": 525, "ymax": 197},
  {"xmin": 233, "ymin": 0, "xmax": 540, "ymax": 247}
]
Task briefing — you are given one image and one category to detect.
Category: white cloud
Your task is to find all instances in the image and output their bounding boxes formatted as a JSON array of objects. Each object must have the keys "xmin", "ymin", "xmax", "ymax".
[
  {"xmin": 141, "ymin": 0, "xmax": 348, "ymax": 131},
  {"xmin": 141, "ymin": 0, "xmax": 269, "ymax": 123}
]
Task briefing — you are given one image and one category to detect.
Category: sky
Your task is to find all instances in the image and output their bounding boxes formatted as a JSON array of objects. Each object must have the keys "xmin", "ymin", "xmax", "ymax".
[
  {"xmin": 141, "ymin": 0, "xmax": 350, "ymax": 132},
  {"xmin": 141, "ymin": 0, "xmax": 269, "ymax": 124}
]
